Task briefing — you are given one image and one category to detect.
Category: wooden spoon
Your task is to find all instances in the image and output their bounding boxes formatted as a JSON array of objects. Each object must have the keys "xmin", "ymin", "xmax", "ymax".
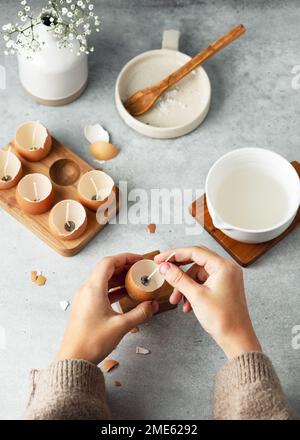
[{"xmin": 124, "ymin": 24, "xmax": 246, "ymax": 116}]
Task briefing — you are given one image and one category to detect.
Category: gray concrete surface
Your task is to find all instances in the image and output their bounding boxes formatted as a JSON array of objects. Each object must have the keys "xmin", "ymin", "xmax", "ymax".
[{"xmin": 0, "ymin": 0, "xmax": 299, "ymax": 420}]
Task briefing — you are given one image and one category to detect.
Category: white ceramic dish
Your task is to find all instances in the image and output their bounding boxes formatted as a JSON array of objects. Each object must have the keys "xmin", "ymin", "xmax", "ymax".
[
  {"xmin": 205, "ymin": 148, "xmax": 300, "ymax": 243},
  {"xmin": 115, "ymin": 30, "xmax": 211, "ymax": 139}
]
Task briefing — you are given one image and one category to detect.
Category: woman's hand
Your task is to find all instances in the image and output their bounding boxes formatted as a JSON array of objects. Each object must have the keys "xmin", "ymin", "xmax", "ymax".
[
  {"xmin": 57, "ymin": 253, "xmax": 159, "ymax": 365},
  {"xmin": 155, "ymin": 247, "xmax": 261, "ymax": 360}
]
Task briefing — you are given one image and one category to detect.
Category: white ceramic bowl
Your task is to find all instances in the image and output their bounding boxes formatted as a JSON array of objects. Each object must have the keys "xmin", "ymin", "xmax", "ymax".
[
  {"xmin": 115, "ymin": 30, "xmax": 211, "ymax": 139},
  {"xmin": 205, "ymin": 148, "xmax": 300, "ymax": 243}
]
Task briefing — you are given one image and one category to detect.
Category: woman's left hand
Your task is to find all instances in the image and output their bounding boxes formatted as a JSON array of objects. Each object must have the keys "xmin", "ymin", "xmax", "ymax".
[{"xmin": 57, "ymin": 253, "xmax": 159, "ymax": 365}]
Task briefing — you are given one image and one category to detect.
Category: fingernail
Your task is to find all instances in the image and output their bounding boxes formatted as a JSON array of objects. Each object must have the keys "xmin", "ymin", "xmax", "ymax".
[
  {"xmin": 159, "ymin": 262, "xmax": 170, "ymax": 275},
  {"xmin": 151, "ymin": 300, "xmax": 159, "ymax": 313}
]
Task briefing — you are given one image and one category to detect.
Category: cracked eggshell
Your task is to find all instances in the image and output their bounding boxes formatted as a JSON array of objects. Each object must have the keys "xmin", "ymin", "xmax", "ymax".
[
  {"xmin": 14, "ymin": 121, "xmax": 52, "ymax": 162},
  {"xmin": 84, "ymin": 124, "xmax": 110, "ymax": 144},
  {"xmin": 0, "ymin": 149, "xmax": 23, "ymax": 190},
  {"xmin": 125, "ymin": 259, "xmax": 165, "ymax": 302},
  {"xmin": 78, "ymin": 170, "xmax": 115, "ymax": 212},
  {"xmin": 16, "ymin": 173, "xmax": 55, "ymax": 215},
  {"xmin": 49, "ymin": 199, "xmax": 87, "ymax": 241},
  {"xmin": 89, "ymin": 141, "xmax": 119, "ymax": 161}
]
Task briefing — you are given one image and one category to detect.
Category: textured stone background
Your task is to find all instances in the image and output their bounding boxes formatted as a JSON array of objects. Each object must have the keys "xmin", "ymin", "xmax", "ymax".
[{"xmin": 0, "ymin": 0, "xmax": 299, "ymax": 419}]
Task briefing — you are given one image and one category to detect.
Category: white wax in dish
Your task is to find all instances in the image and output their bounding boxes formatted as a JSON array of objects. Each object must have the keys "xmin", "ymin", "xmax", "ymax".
[
  {"xmin": 123, "ymin": 53, "xmax": 208, "ymax": 128},
  {"xmin": 214, "ymin": 168, "xmax": 289, "ymax": 230}
]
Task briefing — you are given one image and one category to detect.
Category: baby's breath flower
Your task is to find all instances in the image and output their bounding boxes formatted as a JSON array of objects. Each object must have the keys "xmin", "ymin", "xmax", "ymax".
[{"xmin": 1, "ymin": 0, "xmax": 100, "ymax": 56}]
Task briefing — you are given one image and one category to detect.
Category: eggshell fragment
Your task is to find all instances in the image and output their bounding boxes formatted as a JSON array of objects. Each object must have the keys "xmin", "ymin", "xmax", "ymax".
[
  {"xmin": 0, "ymin": 149, "xmax": 23, "ymax": 190},
  {"xmin": 89, "ymin": 141, "xmax": 119, "ymax": 161},
  {"xmin": 14, "ymin": 121, "xmax": 52, "ymax": 162},
  {"xmin": 30, "ymin": 271, "xmax": 38, "ymax": 283},
  {"xmin": 49, "ymin": 199, "xmax": 87, "ymax": 241},
  {"xmin": 125, "ymin": 259, "xmax": 165, "ymax": 302},
  {"xmin": 84, "ymin": 124, "xmax": 110, "ymax": 144},
  {"xmin": 103, "ymin": 359, "xmax": 119, "ymax": 373},
  {"xmin": 148, "ymin": 223, "xmax": 156, "ymax": 234},
  {"xmin": 60, "ymin": 300, "xmax": 70, "ymax": 311},
  {"xmin": 136, "ymin": 346, "xmax": 151, "ymax": 355},
  {"xmin": 36, "ymin": 275, "xmax": 47, "ymax": 286}
]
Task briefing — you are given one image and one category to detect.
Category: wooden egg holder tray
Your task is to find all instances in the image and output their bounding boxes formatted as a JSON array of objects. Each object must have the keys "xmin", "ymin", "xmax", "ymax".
[
  {"xmin": 0, "ymin": 138, "xmax": 119, "ymax": 256},
  {"xmin": 190, "ymin": 161, "xmax": 300, "ymax": 267},
  {"xmin": 118, "ymin": 250, "xmax": 176, "ymax": 314}
]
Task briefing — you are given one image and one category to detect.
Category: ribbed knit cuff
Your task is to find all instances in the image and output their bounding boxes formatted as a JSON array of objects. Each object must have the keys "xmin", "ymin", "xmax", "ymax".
[
  {"xmin": 215, "ymin": 352, "xmax": 280, "ymax": 389},
  {"xmin": 30, "ymin": 359, "xmax": 106, "ymax": 397}
]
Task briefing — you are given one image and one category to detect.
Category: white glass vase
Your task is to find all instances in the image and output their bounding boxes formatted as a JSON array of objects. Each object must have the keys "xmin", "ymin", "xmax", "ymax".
[{"xmin": 17, "ymin": 23, "xmax": 88, "ymax": 106}]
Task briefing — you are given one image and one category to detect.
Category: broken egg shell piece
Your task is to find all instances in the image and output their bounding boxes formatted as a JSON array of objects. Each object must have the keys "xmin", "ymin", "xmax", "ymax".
[
  {"xmin": 103, "ymin": 359, "xmax": 119, "ymax": 373},
  {"xmin": 49, "ymin": 199, "xmax": 87, "ymax": 241},
  {"xmin": 136, "ymin": 346, "xmax": 151, "ymax": 355},
  {"xmin": 36, "ymin": 275, "xmax": 47, "ymax": 286},
  {"xmin": 60, "ymin": 300, "xmax": 70, "ymax": 311},
  {"xmin": 125, "ymin": 259, "xmax": 165, "ymax": 302},
  {"xmin": 84, "ymin": 123, "xmax": 110, "ymax": 144},
  {"xmin": 78, "ymin": 170, "xmax": 115, "ymax": 212},
  {"xmin": 14, "ymin": 121, "xmax": 52, "ymax": 162},
  {"xmin": 0, "ymin": 149, "xmax": 23, "ymax": 190},
  {"xmin": 16, "ymin": 173, "xmax": 55, "ymax": 215},
  {"xmin": 89, "ymin": 141, "xmax": 119, "ymax": 161},
  {"xmin": 30, "ymin": 271, "xmax": 38, "ymax": 283}
]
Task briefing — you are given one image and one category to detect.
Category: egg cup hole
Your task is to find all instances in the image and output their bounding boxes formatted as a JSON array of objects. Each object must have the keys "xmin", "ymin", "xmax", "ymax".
[{"xmin": 49, "ymin": 159, "xmax": 81, "ymax": 186}]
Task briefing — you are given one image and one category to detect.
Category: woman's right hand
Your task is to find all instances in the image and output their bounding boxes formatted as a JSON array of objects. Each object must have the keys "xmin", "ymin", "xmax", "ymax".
[{"xmin": 155, "ymin": 246, "xmax": 262, "ymax": 360}]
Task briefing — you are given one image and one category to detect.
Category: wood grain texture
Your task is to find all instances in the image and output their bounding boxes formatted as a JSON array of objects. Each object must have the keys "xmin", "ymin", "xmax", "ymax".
[
  {"xmin": 190, "ymin": 161, "xmax": 300, "ymax": 267},
  {"xmin": 0, "ymin": 138, "xmax": 118, "ymax": 257},
  {"xmin": 119, "ymin": 250, "xmax": 176, "ymax": 314}
]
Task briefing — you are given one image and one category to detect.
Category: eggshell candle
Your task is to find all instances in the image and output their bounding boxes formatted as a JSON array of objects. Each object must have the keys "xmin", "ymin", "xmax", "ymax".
[
  {"xmin": 0, "ymin": 149, "xmax": 23, "ymax": 190},
  {"xmin": 77, "ymin": 170, "xmax": 115, "ymax": 212},
  {"xmin": 16, "ymin": 173, "xmax": 55, "ymax": 215},
  {"xmin": 14, "ymin": 121, "xmax": 52, "ymax": 162},
  {"xmin": 49, "ymin": 199, "xmax": 87, "ymax": 241},
  {"xmin": 125, "ymin": 259, "xmax": 165, "ymax": 302}
]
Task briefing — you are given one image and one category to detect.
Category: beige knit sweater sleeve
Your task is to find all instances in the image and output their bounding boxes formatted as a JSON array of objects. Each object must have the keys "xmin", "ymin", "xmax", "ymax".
[
  {"xmin": 24, "ymin": 353, "xmax": 296, "ymax": 420},
  {"xmin": 24, "ymin": 359, "xmax": 111, "ymax": 420},
  {"xmin": 213, "ymin": 352, "xmax": 296, "ymax": 420}
]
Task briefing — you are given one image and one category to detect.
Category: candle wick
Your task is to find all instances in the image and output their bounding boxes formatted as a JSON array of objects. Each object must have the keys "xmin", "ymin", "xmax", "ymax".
[
  {"xmin": 146, "ymin": 251, "xmax": 176, "ymax": 282},
  {"xmin": 90, "ymin": 177, "xmax": 100, "ymax": 200},
  {"xmin": 32, "ymin": 120, "xmax": 39, "ymax": 150},
  {"xmin": 3, "ymin": 146, "xmax": 11, "ymax": 178},
  {"xmin": 65, "ymin": 202, "xmax": 70, "ymax": 227},
  {"xmin": 33, "ymin": 181, "xmax": 39, "ymax": 202}
]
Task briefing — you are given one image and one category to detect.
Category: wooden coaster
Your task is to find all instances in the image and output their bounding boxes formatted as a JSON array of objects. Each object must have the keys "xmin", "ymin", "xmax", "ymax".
[
  {"xmin": 0, "ymin": 138, "xmax": 119, "ymax": 257},
  {"xmin": 119, "ymin": 250, "xmax": 176, "ymax": 314},
  {"xmin": 190, "ymin": 161, "xmax": 300, "ymax": 267}
]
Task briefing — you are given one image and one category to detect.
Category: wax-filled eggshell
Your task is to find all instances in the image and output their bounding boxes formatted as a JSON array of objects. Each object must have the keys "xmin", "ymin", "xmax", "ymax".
[
  {"xmin": 89, "ymin": 141, "xmax": 119, "ymax": 161},
  {"xmin": 16, "ymin": 173, "xmax": 55, "ymax": 215},
  {"xmin": 125, "ymin": 259, "xmax": 165, "ymax": 302},
  {"xmin": 0, "ymin": 149, "xmax": 23, "ymax": 190},
  {"xmin": 49, "ymin": 199, "xmax": 87, "ymax": 241},
  {"xmin": 78, "ymin": 170, "xmax": 115, "ymax": 212},
  {"xmin": 14, "ymin": 121, "xmax": 52, "ymax": 162}
]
